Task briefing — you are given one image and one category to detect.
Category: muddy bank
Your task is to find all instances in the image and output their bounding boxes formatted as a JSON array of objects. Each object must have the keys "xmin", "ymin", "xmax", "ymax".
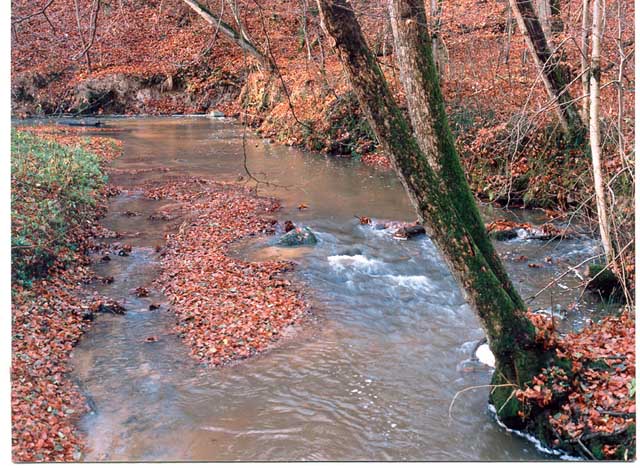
[{"xmin": 144, "ymin": 177, "xmax": 309, "ymax": 366}]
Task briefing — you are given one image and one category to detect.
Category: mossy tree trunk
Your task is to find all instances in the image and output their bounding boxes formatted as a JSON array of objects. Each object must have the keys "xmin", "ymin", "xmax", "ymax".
[
  {"xmin": 388, "ymin": 0, "xmax": 524, "ymax": 311},
  {"xmin": 316, "ymin": 0, "xmax": 552, "ymax": 426}
]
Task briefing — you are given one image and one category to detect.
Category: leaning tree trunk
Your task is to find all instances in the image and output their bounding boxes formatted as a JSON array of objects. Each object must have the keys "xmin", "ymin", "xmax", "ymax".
[
  {"xmin": 182, "ymin": 0, "xmax": 275, "ymax": 71},
  {"xmin": 387, "ymin": 0, "xmax": 524, "ymax": 311},
  {"xmin": 509, "ymin": 0, "xmax": 585, "ymax": 141},
  {"xmin": 588, "ymin": 0, "xmax": 614, "ymax": 265},
  {"xmin": 316, "ymin": 0, "xmax": 551, "ymax": 425}
]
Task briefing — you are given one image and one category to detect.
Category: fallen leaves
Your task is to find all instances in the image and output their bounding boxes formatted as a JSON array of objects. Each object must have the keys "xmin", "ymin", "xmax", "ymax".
[
  {"xmin": 149, "ymin": 177, "xmax": 308, "ymax": 367},
  {"xmin": 12, "ymin": 128, "xmax": 122, "ymax": 462},
  {"xmin": 518, "ymin": 310, "xmax": 635, "ymax": 458}
]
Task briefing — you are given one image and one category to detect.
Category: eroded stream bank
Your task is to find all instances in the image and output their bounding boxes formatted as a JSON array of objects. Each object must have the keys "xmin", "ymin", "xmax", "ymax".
[{"xmin": 71, "ymin": 117, "xmax": 610, "ymax": 461}]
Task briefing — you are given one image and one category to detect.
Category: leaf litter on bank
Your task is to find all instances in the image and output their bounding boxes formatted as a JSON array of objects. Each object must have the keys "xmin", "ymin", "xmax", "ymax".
[{"xmin": 12, "ymin": 127, "xmax": 122, "ymax": 462}]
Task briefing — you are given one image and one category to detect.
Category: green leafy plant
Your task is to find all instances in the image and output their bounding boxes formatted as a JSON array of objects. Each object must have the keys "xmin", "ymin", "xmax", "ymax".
[{"xmin": 11, "ymin": 130, "xmax": 107, "ymax": 283}]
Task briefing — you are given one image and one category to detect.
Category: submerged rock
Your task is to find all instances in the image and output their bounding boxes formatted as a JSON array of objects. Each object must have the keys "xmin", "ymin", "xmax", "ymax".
[
  {"xmin": 487, "ymin": 219, "xmax": 576, "ymax": 242},
  {"xmin": 90, "ymin": 299, "xmax": 126, "ymax": 315},
  {"xmin": 489, "ymin": 228, "xmax": 519, "ymax": 241},
  {"xmin": 277, "ymin": 227, "xmax": 317, "ymax": 246},
  {"xmin": 337, "ymin": 247, "xmax": 363, "ymax": 256},
  {"xmin": 393, "ymin": 224, "xmax": 426, "ymax": 239},
  {"xmin": 57, "ymin": 118, "xmax": 104, "ymax": 127}
]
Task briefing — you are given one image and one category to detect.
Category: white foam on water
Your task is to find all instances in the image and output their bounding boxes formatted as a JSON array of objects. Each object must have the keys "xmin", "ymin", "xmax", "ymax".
[
  {"xmin": 488, "ymin": 404, "xmax": 583, "ymax": 461},
  {"xmin": 327, "ymin": 254, "xmax": 385, "ymax": 273},
  {"xmin": 475, "ymin": 343, "xmax": 495, "ymax": 368},
  {"xmin": 383, "ymin": 274, "xmax": 434, "ymax": 293}
]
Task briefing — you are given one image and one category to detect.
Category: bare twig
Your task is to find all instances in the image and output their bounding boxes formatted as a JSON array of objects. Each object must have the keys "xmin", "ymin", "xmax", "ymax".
[{"xmin": 448, "ymin": 383, "xmax": 517, "ymax": 420}]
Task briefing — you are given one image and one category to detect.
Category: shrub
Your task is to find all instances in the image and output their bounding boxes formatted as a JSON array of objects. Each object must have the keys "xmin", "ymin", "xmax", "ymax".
[{"xmin": 11, "ymin": 130, "xmax": 107, "ymax": 283}]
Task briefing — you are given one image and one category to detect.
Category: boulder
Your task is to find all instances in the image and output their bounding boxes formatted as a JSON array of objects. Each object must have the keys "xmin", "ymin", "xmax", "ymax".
[
  {"xmin": 586, "ymin": 263, "xmax": 624, "ymax": 299},
  {"xmin": 277, "ymin": 227, "xmax": 317, "ymax": 246},
  {"xmin": 489, "ymin": 228, "xmax": 519, "ymax": 241},
  {"xmin": 393, "ymin": 224, "xmax": 426, "ymax": 239}
]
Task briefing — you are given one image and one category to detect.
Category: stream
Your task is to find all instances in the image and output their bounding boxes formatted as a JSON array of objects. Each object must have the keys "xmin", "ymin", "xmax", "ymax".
[{"xmin": 69, "ymin": 116, "xmax": 607, "ymax": 461}]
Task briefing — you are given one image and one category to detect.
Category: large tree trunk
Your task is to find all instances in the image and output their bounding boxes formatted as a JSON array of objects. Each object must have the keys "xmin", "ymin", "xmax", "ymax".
[
  {"xmin": 588, "ymin": 0, "xmax": 614, "ymax": 264},
  {"xmin": 534, "ymin": 0, "xmax": 563, "ymax": 45},
  {"xmin": 182, "ymin": 0, "xmax": 274, "ymax": 71},
  {"xmin": 387, "ymin": 0, "xmax": 524, "ymax": 311},
  {"xmin": 316, "ymin": 0, "xmax": 551, "ymax": 425},
  {"xmin": 508, "ymin": 0, "xmax": 584, "ymax": 141}
]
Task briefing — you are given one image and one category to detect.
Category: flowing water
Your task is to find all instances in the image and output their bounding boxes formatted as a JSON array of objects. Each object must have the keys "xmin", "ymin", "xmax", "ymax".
[{"xmin": 69, "ymin": 117, "xmax": 608, "ymax": 461}]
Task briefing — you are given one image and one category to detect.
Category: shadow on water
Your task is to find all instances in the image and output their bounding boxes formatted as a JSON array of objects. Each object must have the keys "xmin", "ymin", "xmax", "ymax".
[{"xmin": 69, "ymin": 117, "xmax": 609, "ymax": 461}]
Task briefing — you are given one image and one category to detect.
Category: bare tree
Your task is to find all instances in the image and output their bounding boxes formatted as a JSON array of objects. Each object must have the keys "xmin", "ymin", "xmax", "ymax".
[
  {"xmin": 508, "ymin": 0, "xmax": 584, "ymax": 139},
  {"xmin": 300, "ymin": 0, "xmax": 313, "ymax": 62},
  {"xmin": 429, "ymin": 0, "xmax": 443, "ymax": 74},
  {"xmin": 73, "ymin": 0, "xmax": 101, "ymax": 72},
  {"xmin": 588, "ymin": 0, "xmax": 614, "ymax": 265},
  {"xmin": 181, "ymin": 0, "xmax": 274, "ymax": 71},
  {"xmin": 580, "ymin": 0, "xmax": 591, "ymax": 123}
]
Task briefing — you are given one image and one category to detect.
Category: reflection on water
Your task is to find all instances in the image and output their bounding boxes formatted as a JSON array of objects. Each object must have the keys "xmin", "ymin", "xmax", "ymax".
[{"xmin": 70, "ymin": 117, "xmax": 604, "ymax": 461}]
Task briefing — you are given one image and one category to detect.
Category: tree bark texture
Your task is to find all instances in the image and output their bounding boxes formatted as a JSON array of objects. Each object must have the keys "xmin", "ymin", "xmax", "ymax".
[
  {"xmin": 316, "ymin": 0, "xmax": 551, "ymax": 425},
  {"xmin": 508, "ymin": 0, "xmax": 585, "ymax": 141}
]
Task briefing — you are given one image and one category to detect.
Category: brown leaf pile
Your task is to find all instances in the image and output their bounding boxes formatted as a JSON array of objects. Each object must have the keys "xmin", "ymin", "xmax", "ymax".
[
  {"xmin": 12, "ymin": 267, "xmax": 93, "ymax": 462},
  {"xmin": 150, "ymin": 178, "xmax": 308, "ymax": 367},
  {"xmin": 518, "ymin": 310, "xmax": 635, "ymax": 458}
]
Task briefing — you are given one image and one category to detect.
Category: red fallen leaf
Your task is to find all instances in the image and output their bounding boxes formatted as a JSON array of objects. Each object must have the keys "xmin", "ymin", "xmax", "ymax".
[
  {"xmin": 297, "ymin": 203, "xmax": 308, "ymax": 210},
  {"xmin": 134, "ymin": 287, "xmax": 149, "ymax": 297},
  {"xmin": 528, "ymin": 263, "xmax": 542, "ymax": 268},
  {"xmin": 358, "ymin": 216, "xmax": 371, "ymax": 225},
  {"xmin": 283, "ymin": 220, "xmax": 295, "ymax": 232}
]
